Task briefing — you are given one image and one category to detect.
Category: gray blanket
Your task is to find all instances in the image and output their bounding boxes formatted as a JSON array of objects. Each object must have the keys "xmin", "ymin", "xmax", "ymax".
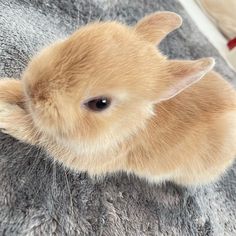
[{"xmin": 0, "ymin": 0, "xmax": 236, "ymax": 235}]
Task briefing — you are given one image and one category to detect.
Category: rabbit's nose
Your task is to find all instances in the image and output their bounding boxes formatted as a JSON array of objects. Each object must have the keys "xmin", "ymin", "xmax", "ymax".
[{"xmin": 26, "ymin": 81, "xmax": 51, "ymax": 105}]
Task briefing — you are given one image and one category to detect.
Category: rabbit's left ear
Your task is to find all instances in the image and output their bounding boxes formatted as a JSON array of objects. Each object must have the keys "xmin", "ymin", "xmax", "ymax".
[
  {"xmin": 155, "ymin": 58, "xmax": 215, "ymax": 102},
  {"xmin": 134, "ymin": 11, "xmax": 182, "ymax": 45}
]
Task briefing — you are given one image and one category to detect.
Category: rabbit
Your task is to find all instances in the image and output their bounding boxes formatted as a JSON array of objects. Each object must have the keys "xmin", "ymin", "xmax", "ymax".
[{"xmin": 0, "ymin": 11, "xmax": 236, "ymax": 186}]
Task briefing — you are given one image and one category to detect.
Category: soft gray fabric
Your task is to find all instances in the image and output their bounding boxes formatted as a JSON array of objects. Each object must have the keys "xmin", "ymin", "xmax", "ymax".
[{"xmin": 0, "ymin": 0, "xmax": 236, "ymax": 235}]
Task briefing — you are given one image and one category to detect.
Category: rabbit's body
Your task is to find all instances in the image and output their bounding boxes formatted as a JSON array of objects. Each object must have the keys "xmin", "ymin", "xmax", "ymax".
[
  {"xmin": 0, "ymin": 12, "xmax": 236, "ymax": 186},
  {"xmin": 128, "ymin": 71, "xmax": 236, "ymax": 185}
]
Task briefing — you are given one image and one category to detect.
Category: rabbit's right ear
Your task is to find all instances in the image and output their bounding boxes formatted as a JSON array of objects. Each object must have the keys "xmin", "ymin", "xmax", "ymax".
[{"xmin": 134, "ymin": 11, "xmax": 182, "ymax": 45}]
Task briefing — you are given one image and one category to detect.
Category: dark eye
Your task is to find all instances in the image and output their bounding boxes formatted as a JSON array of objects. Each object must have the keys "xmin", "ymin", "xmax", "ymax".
[{"xmin": 84, "ymin": 97, "xmax": 111, "ymax": 112}]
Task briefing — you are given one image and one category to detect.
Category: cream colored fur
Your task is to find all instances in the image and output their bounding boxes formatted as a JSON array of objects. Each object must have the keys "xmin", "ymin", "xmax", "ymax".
[{"xmin": 0, "ymin": 12, "xmax": 236, "ymax": 186}]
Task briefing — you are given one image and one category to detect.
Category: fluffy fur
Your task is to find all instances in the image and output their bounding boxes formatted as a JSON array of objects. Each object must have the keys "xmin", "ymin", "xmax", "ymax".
[{"xmin": 0, "ymin": 11, "xmax": 236, "ymax": 186}]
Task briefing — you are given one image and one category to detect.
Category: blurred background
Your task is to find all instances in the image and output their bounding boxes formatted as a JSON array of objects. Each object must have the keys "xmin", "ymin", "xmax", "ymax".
[{"xmin": 180, "ymin": 0, "xmax": 236, "ymax": 71}]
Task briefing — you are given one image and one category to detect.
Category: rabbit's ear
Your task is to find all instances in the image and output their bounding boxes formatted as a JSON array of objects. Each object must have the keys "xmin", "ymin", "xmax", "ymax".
[
  {"xmin": 134, "ymin": 11, "xmax": 182, "ymax": 45},
  {"xmin": 156, "ymin": 58, "xmax": 215, "ymax": 102}
]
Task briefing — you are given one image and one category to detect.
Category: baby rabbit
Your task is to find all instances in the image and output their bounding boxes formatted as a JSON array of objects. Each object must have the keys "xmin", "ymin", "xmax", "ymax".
[{"xmin": 0, "ymin": 11, "xmax": 236, "ymax": 186}]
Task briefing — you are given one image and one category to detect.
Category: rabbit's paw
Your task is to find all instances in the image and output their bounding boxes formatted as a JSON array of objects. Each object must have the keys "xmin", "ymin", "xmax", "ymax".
[{"xmin": 0, "ymin": 102, "xmax": 31, "ymax": 142}]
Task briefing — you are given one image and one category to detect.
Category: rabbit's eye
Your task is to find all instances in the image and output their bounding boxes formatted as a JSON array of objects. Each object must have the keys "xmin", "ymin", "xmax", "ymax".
[{"xmin": 84, "ymin": 97, "xmax": 111, "ymax": 112}]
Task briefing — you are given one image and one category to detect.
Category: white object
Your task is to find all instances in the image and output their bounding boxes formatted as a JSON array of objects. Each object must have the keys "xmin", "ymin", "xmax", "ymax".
[{"xmin": 179, "ymin": 0, "xmax": 236, "ymax": 71}]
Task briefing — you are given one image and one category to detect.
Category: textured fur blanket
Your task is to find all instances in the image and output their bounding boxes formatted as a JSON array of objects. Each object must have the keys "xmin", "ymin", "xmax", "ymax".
[{"xmin": 0, "ymin": 0, "xmax": 236, "ymax": 235}]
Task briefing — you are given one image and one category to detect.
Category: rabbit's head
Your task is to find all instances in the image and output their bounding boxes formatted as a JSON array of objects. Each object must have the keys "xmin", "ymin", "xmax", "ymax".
[{"xmin": 22, "ymin": 12, "xmax": 214, "ymax": 156}]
